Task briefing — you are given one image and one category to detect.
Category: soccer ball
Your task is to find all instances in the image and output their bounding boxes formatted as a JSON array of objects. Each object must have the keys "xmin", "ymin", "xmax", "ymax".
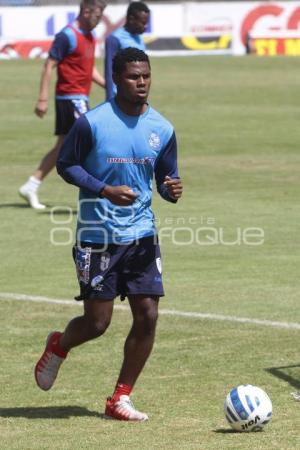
[{"xmin": 224, "ymin": 384, "xmax": 272, "ymax": 432}]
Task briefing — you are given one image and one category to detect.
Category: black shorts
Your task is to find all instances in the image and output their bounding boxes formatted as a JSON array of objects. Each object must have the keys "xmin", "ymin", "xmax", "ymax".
[
  {"xmin": 55, "ymin": 99, "xmax": 89, "ymax": 135},
  {"xmin": 73, "ymin": 236, "xmax": 165, "ymax": 301}
]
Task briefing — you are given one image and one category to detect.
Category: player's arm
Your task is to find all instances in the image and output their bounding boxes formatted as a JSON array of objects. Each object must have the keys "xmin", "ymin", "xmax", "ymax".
[
  {"xmin": 104, "ymin": 35, "xmax": 120, "ymax": 100},
  {"xmin": 34, "ymin": 57, "xmax": 57, "ymax": 118},
  {"xmin": 154, "ymin": 131, "xmax": 183, "ymax": 202},
  {"xmin": 56, "ymin": 117, "xmax": 138, "ymax": 206},
  {"xmin": 92, "ymin": 66, "xmax": 106, "ymax": 88},
  {"xmin": 35, "ymin": 31, "xmax": 70, "ymax": 118}
]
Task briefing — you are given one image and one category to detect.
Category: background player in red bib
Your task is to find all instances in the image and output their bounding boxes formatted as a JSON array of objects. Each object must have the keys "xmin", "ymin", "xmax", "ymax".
[{"xmin": 19, "ymin": 0, "xmax": 106, "ymax": 210}]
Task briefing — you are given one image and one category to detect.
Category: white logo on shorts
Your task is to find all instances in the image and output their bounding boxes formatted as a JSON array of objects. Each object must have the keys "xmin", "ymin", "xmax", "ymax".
[
  {"xmin": 72, "ymin": 99, "xmax": 88, "ymax": 119},
  {"xmin": 100, "ymin": 252, "xmax": 110, "ymax": 271},
  {"xmin": 156, "ymin": 257, "xmax": 162, "ymax": 274},
  {"xmin": 91, "ymin": 275, "xmax": 104, "ymax": 289}
]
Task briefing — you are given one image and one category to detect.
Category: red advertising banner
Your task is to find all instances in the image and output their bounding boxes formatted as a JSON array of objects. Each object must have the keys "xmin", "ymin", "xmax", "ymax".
[{"xmin": 0, "ymin": 40, "xmax": 51, "ymax": 59}]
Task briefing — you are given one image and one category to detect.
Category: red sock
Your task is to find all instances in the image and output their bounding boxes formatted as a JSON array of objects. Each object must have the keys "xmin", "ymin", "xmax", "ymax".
[
  {"xmin": 51, "ymin": 334, "xmax": 68, "ymax": 358},
  {"xmin": 112, "ymin": 383, "xmax": 133, "ymax": 402}
]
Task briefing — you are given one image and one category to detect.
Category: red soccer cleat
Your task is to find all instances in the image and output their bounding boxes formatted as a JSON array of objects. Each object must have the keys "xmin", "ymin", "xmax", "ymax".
[
  {"xmin": 34, "ymin": 331, "xmax": 67, "ymax": 391},
  {"xmin": 105, "ymin": 395, "xmax": 149, "ymax": 421}
]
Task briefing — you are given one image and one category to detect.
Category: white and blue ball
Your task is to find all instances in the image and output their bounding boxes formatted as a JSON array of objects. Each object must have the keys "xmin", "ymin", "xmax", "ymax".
[{"xmin": 224, "ymin": 384, "xmax": 272, "ymax": 432}]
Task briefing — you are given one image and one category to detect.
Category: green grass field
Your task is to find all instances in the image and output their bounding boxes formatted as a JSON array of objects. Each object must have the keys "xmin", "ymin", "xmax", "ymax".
[{"xmin": 1, "ymin": 56, "xmax": 300, "ymax": 449}]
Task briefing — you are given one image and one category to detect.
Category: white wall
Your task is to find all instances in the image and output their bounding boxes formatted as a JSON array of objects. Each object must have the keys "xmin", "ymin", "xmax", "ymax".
[{"xmin": 1, "ymin": 2, "xmax": 300, "ymax": 58}]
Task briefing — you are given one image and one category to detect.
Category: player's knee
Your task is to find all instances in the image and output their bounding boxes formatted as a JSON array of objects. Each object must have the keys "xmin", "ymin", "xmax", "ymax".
[
  {"xmin": 86, "ymin": 316, "xmax": 111, "ymax": 338},
  {"xmin": 147, "ymin": 307, "xmax": 159, "ymax": 327},
  {"xmin": 135, "ymin": 307, "xmax": 158, "ymax": 336}
]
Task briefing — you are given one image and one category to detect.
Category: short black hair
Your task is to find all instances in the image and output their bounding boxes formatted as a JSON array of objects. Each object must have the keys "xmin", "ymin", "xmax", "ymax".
[
  {"xmin": 80, "ymin": 0, "xmax": 106, "ymax": 13},
  {"xmin": 112, "ymin": 47, "xmax": 150, "ymax": 75},
  {"xmin": 127, "ymin": 1, "xmax": 150, "ymax": 18}
]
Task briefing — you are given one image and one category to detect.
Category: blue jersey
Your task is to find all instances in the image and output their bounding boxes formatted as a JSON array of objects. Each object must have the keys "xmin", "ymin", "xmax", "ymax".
[
  {"xmin": 105, "ymin": 28, "xmax": 146, "ymax": 100},
  {"xmin": 57, "ymin": 98, "xmax": 179, "ymax": 244}
]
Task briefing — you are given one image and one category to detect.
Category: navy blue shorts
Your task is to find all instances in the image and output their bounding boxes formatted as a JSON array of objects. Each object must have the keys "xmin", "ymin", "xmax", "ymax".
[
  {"xmin": 73, "ymin": 236, "xmax": 164, "ymax": 301},
  {"xmin": 55, "ymin": 99, "xmax": 89, "ymax": 135}
]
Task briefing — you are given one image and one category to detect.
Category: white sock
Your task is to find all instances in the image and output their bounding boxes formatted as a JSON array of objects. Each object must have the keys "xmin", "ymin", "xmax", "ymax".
[{"xmin": 23, "ymin": 176, "xmax": 42, "ymax": 193}]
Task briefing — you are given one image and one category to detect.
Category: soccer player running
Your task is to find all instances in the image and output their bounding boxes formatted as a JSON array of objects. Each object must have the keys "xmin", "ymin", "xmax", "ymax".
[
  {"xmin": 34, "ymin": 47, "xmax": 183, "ymax": 422},
  {"xmin": 19, "ymin": 0, "xmax": 106, "ymax": 210},
  {"xmin": 104, "ymin": 1, "xmax": 150, "ymax": 100}
]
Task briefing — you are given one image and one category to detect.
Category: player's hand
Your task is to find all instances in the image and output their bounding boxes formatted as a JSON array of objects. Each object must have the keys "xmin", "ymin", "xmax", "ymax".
[
  {"xmin": 34, "ymin": 99, "xmax": 48, "ymax": 118},
  {"xmin": 101, "ymin": 185, "xmax": 139, "ymax": 206},
  {"xmin": 164, "ymin": 176, "xmax": 183, "ymax": 200}
]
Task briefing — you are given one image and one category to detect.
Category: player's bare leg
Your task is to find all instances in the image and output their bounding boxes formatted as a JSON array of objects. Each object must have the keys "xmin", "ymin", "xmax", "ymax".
[
  {"xmin": 34, "ymin": 299, "xmax": 114, "ymax": 391},
  {"xmin": 59, "ymin": 298, "xmax": 114, "ymax": 351},
  {"xmin": 34, "ymin": 135, "xmax": 65, "ymax": 181},
  {"xmin": 117, "ymin": 295, "xmax": 159, "ymax": 386},
  {"xmin": 105, "ymin": 295, "xmax": 159, "ymax": 421},
  {"xmin": 19, "ymin": 135, "xmax": 65, "ymax": 209}
]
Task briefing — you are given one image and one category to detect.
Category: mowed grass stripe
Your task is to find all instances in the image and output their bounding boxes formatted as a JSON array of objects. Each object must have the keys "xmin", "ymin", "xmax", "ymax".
[{"xmin": 1, "ymin": 292, "xmax": 300, "ymax": 331}]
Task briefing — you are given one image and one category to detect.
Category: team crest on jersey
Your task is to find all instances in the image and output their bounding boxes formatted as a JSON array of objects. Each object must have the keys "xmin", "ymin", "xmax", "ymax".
[{"xmin": 149, "ymin": 133, "xmax": 161, "ymax": 149}]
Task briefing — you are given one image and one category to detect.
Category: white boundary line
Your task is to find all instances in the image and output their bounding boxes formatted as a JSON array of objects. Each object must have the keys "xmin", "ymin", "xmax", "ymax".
[{"xmin": 1, "ymin": 292, "xmax": 300, "ymax": 331}]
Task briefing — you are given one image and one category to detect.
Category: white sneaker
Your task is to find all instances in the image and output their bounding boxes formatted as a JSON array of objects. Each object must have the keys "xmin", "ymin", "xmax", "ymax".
[
  {"xmin": 291, "ymin": 391, "xmax": 300, "ymax": 401},
  {"xmin": 19, "ymin": 185, "xmax": 46, "ymax": 209},
  {"xmin": 105, "ymin": 395, "xmax": 149, "ymax": 421}
]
